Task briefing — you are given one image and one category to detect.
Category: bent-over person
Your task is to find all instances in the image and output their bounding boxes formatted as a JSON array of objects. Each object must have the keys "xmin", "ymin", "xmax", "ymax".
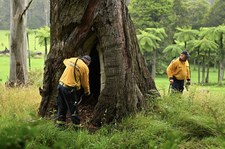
[{"xmin": 56, "ymin": 55, "xmax": 91, "ymax": 128}]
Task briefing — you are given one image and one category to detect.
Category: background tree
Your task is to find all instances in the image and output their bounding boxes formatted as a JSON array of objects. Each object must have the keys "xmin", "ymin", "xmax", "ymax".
[
  {"xmin": 128, "ymin": 0, "xmax": 173, "ymax": 29},
  {"xmin": 137, "ymin": 28, "xmax": 166, "ymax": 79},
  {"xmin": 200, "ymin": 26, "xmax": 225, "ymax": 85},
  {"xmin": 185, "ymin": 0, "xmax": 210, "ymax": 29},
  {"xmin": 0, "ymin": 0, "xmax": 50, "ymax": 30},
  {"xmin": 38, "ymin": 0, "xmax": 159, "ymax": 126},
  {"xmin": 163, "ymin": 42, "xmax": 183, "ymax": 59},
  {"xmin": 172, "ymin": 0, "xmax": 189, "ymax": 28},
  {"xmin": 189, "ymin": 38, "xmax": 218, "ymax": 84},
  {"xmin": 27, "ymin": 29, "xmax": 32, "ymax": 70},
  {"xmin": 205, "ymin": 0, "xmax": 225, "ymax": 26},
  {"xmin": 128, "ymin": 0, "xmax": 174, "ymax": 75},
  {"xmin": 9, "ymin": 0, "xmax": 32, "ymax": 86},
  {"xmin": 198, "ymin": 27, "xmax": 218, "ymax": 83},
  {"xmin": 173, "ymin": 26, "xmax": 199, "ymax": 49},
  {"xmin": 213, "ymin": 25, "xmax": 225, "ymax": 85},
  {"xmin": 35, "ymin": 26, "xmax": 50, "ymax": 61}
]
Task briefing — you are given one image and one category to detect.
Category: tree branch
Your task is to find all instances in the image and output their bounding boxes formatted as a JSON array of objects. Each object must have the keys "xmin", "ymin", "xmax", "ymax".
[{"xmin": 20, "ymin": 0, "xmax": 33, "ymax": 21}]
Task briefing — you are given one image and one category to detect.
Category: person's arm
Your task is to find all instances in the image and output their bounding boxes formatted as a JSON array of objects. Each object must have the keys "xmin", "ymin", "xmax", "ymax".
[
  {"xmin": 167, "ymin": 62, "xmax": 175, "ymax": 84},
  {"xmin": 81, "ymin": 67, "xmax": 90, "ymax": 95},
  {"xmin": 186, "ymin": 61, "xmax": 191, "ymax": 84}
]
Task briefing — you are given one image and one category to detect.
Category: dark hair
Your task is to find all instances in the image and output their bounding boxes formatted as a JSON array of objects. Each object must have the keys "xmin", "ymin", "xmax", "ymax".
[{"xmin": 181, "ymin": 51, "xmax": 190, "ymax": 58}]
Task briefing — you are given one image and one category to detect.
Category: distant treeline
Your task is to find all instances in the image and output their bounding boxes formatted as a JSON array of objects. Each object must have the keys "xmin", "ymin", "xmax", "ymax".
[{"xmin": 0, "ymin": 0, "xmax": 49, "ymax": 29}]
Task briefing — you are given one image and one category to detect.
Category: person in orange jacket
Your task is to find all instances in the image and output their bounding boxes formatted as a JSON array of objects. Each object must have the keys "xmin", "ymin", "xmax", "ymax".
[
  {"xmin": 56, "ymin": 55, "xmax": 91, "ymax": 128},
  {"xmin": 167, "ymin": 51, "xmax": 191, "ymax": 93}
]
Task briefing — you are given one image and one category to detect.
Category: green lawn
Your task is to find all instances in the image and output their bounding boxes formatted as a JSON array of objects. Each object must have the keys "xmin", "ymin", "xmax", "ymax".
[
  {"xmin": 0, "ymin": 56, "xmax": 44, "ymax": 83},
  {"xmin": 0, "ymin": 30, "xmax": 9, "ymax": 50}
]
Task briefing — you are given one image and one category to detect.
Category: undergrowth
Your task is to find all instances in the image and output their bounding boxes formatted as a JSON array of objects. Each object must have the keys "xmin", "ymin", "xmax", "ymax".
[{"xmin": 0, "ymin": 84, "xmax": 225, "ymax": 149}]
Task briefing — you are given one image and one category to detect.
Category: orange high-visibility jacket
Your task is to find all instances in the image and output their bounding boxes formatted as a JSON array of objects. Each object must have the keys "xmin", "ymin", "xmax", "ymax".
[
  {"xmin": 167, "ymin": 58, "xmax": 190, "ymax": 80},
  {"xmin": 59, "ymin": 57, "xmax": 90, "ymax": 95}
]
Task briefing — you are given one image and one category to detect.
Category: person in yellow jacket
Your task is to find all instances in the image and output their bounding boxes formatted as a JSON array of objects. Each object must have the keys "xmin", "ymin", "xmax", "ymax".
[
  {"xmin": 167, "ymin": 51, "xmax": 191, "ymax": 93},
  {"xmin": 57, "ymin": 55, "xmax": 91, "ymax": 128}
]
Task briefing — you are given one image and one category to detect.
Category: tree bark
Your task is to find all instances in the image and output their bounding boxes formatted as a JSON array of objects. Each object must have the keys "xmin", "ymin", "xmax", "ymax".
[
  {"xmin": 9, "ymin": 0, "xmax": 28, "ymax": 86},
  {"xmin": 39, "ymin": 0, "xmax": 159, "ymax": 126}
]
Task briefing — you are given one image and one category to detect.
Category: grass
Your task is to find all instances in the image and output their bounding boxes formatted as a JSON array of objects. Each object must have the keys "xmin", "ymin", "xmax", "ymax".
[
  {"xmin": 0, "ymin": 82, "xmax": 225, "ymax": 148},
  {"xmin": 0, "ymin": 30, "xmax": 9, "ymax": 50},
  {"xmin": 0, "ymin": 55, "xmax": 44, "ymax": 83},
  {"xmin": 0, "ymin": 59, "xmax": 225, "ymax": 148}
]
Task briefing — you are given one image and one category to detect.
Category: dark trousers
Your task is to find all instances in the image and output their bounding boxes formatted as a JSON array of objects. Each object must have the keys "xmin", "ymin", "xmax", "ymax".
[
  {"xmin": 57, "ymin": 84, "xmax": 80, "ymax": 125},
  {"xmin": 171, "ymin": 77, "xmax": 184, "ymax": 93}
]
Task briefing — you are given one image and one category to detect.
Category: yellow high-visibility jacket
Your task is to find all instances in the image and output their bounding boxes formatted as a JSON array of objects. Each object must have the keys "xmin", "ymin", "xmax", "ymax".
[
  {"xmin": 167, "ymin": 58, "xmax": 190, "ymax": 80},
  {"xmin": 59, "ymin": 57, "xmax": 90, "ymax": 95}
]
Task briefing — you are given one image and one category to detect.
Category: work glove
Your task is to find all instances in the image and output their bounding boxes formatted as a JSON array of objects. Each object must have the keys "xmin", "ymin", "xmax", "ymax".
[
  {"xmin": 186, "ymin": 79, "xmax": 191, "ymax": 85},
  {"xmin": 169, "ymin": 78, "xmax": 174, "ymax": 84},
  {"xmin": 85, "ymin": 92, "xmax": 91, "ymax": 96}
]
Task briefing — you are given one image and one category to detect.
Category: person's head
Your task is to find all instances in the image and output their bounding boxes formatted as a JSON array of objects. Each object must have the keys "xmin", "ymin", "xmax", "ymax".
[
  {"xmin": 81, "ymin": 55, "xmax": 91, "ymax": 66},
  {"xmin": 180, "ymin": 50, "xmax": 190, "ymax": 61}
]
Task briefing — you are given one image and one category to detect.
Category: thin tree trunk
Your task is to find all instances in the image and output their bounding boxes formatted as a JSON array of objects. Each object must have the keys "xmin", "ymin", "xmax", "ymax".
[
  {"xmin": 218, "ymin": 62, "xmax": 223, "ymax": 85},
  {"xmin": 38, "ymin": 0, "xmax": 159, "ymax": 126},
  {"xmin": 201, "ymin": 55, "xmax": 205, "ymax": 84},
  {"xmin": 151, "ymin": 49, "xmax": 156, "ymax": 79},
  {"xmin": 218, "ymin": 35, "xmax": 224, "ymax": 85},
  {"xmin": 205, "ymin": 50, "xmax": 210, "ymax": 83},
  {"xmin": 197, "ymin": 49, "xmax": 200, "ymax": 84},
  {"xmin": 44, "ymin": 37, "xmax": 47, "ymax": 61},
  {"xmin": 9, "ymin": 0, "xmax": 28, "ymax": 86},
  {"xmin": 193, "ymin": 58, "xmax": 196, "ymax": 71},
  {"xmin": 27, "ymin": 32, "xmax": 31, "ymax": 70}
]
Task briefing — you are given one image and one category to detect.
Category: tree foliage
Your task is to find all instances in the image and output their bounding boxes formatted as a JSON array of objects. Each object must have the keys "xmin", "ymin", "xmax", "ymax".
[
  {"xmin": 163, "ymin": 43, "xmax": 183, "ymax": 58},
  {"xmin": 128, "ymin": 0, "xmax": 173, "ymax": 29},
  {"xmin": 205, "ymin": 0, "xmax": 225, "ymax": 26},
  {"xmin": 137, "ymin": 30, "xmax": 161, "ymax": 53},
  {"xmin": 137, "ymin": 28, "xmax": 167, "ymax": 78},
  {"xmin": 174, "ymin": 26, "xmax": 199, "ymax": 48},
  {"xmin": 35, "ymin": 26, "xmax": 50, "ymax": 47},
  {"xmin": 189, "ymin": 38, "xmax": 218, "ymax": 54},
  {"xmin": 172, "ymin": 0, "xmax": 189, "ymax": 28},
  {"xmin": 185, "ymin": 0, "xmax": 210, "ymax": 29}
]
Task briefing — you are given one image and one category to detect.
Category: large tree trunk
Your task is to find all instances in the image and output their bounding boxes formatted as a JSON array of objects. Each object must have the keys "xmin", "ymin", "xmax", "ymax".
[
  {"xmin": 39, "ymin": 0, "xmax": 159, "ymax": 126},
  {"xmin": 9, "ymin": 0, "xmax": 28, "ymax": 86}
]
